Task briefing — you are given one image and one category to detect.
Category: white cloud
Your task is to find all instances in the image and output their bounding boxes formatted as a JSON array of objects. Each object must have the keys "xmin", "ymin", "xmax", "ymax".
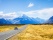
[
  {"xmin": 0, "ymin": 12, "xmax": 19, "ymax": 20},
  {"xmin": 0, "ymin": 8, "xmax": 53, "ymax": 20},
  {"xmin": 28, "ymin": 3, "xmax": 34, "ymax": 8},
  {"xmin": 19, "ymin": 8, "xmax": 53, "ymax": 20}
]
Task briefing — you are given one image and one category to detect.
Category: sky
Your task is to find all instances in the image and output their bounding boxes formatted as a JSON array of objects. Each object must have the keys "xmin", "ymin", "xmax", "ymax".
[{"xmin": 0, "ymin": 0, "xmax": 53, "ymax": 20}]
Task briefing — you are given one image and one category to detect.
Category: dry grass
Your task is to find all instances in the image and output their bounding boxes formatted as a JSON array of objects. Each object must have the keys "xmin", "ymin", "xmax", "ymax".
[
  {"xmin": 8, "ymin": 24, "xmax": 53, "ymax": 40},
  {"xmin": 0, "ymin": 25, "xmax": 23, "ymax": 32}
]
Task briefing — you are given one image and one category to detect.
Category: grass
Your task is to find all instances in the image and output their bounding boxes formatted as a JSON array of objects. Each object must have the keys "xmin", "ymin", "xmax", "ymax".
[
  {"xmin": 0, "ymin": 24, "xmax": 24, "ymax": 32},
  {"xmin": 8, "ymin": 24, "xmax": 53, "ymax": 40}
]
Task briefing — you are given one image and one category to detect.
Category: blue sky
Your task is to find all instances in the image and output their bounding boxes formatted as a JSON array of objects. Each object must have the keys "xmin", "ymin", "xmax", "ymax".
[{"xmin": 0, "ymin": 0, "xmax": 53, "ymax": 20}]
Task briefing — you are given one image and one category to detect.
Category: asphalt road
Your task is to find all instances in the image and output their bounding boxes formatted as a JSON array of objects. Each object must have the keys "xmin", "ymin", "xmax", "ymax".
[{"xmin": 0, "ymin": 25, "xmax": 27, "ymax": 40}]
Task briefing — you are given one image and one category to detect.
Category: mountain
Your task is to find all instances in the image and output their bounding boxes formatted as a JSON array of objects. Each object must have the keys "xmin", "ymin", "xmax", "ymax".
[
  {"xmin": 46, "ymin": 16, "xmax": 53, "ymax": 24},
  {"xmin": 35, "ymin": 17, "xmax": 45, "ymax": 23},
  {"xmin": 0, "ymin": 14, "xmax": 45, "ymax": 24},
  {"xmin": 13, "ymin": 14, "xmax": 45, "ymax": 24},
  {"xmin": 0, "ymin": 18, "xmax": 12, "ymax": 25}
]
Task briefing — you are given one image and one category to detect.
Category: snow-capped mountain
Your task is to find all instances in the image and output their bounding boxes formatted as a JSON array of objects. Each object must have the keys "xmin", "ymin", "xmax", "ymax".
[
  {"xmin": 13, "ymin": 14, "xmax": 45, "ymax": 24},
  {"xmin": 0, "ymin": 14, "xmax": 45, "ymax": 24}
]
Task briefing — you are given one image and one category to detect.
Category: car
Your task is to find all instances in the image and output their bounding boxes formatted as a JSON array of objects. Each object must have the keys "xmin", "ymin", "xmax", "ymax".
[{"xmin": 14, "ymin": 27, "xmax": 18, "ymax": 30}]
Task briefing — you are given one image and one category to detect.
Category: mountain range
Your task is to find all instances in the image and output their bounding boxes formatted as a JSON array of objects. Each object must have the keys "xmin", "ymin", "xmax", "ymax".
[
  {"xmin": 0, "ymin": 18, "xmax": 12, "ymax": 24},
  {"xmin": 12, "ymin": 14, "xmax": 45, "ymax": 24},
  {"xmin": 0, "ymin": 14, "xmax": 53, "ymax": 24}
]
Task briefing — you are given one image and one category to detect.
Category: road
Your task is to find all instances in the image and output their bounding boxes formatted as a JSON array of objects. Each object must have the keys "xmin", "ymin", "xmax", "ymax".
[{"xmin": 0, "ymin": 25, "xmax": 27, "ymax": 40}]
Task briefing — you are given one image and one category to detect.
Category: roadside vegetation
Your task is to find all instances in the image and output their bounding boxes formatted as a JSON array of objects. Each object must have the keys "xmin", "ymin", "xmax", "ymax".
[
  {"xmin": 0, "ymin": 24, "xmax": 24, "ymax": 32},
  {"xmin": 8, "ymin": 24, "xmax": 53, "ymax": 40}
]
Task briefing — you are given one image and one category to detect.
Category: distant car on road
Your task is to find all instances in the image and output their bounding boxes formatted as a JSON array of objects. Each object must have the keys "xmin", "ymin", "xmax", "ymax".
[{"xmin": 14, "ymin": 27, "xmax": 18, "ymax": 30}]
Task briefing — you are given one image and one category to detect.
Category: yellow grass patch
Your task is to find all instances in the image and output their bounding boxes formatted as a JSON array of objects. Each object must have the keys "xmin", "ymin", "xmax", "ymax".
[
  {"xmin": 8, "ymin": 24, "xmax": 53, "ymax": 40},
  {"xmin": 0, "ymin": 25, "xmax": 23, "ymax": 32}
]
